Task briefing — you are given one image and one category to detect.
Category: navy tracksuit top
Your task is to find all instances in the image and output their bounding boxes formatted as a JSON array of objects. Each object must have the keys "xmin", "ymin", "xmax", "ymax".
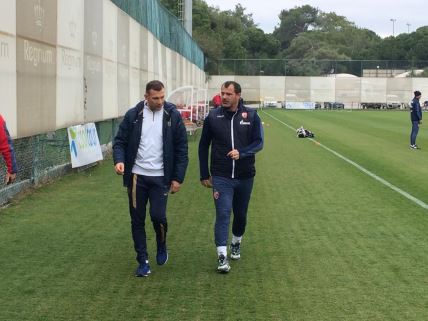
[
  {"xmin": 113, "ymin": 101, "xmax": 188, "ymax": 187},
  {"xmin": 198, "ymin": 100, "xmax": 264, "ymax": 180},
  {"xmin": 410, "ymin": 97, "xmax": 422, "ymax": 122}
]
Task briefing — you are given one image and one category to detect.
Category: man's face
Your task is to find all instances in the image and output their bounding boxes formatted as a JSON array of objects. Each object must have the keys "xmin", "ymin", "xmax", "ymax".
[
  {"xmin": 221, "ymin": 85, "xmax": 240, "ymax": 109},
  {"xmin": 145, "ymin": 88, "xmax": 165, "ymax": 111}
]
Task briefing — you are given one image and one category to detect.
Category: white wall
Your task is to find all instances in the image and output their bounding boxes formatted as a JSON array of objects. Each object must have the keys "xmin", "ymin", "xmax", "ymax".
[
  {"xmin": 208, "ymin": 75, "xmax": 428, "ymax": 106},
  {"xmin": 0, "ymin": 0, "xmax": 17, "ymax": 136},
  {"xmin": 3, "ymin": 0, "xmax": 206, "ymax": 138},
  {"xmin": 56, "ymin": 0, "xmax": 84, "ymax": 128}
]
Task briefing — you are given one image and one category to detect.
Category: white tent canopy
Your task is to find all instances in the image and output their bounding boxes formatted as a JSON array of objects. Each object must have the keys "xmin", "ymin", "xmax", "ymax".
[{"xmin": 167, "ymin": 86, "xmax": 208, "ymax": 124}]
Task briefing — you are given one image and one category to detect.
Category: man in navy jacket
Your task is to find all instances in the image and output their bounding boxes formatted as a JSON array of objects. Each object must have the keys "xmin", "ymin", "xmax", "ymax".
[
  {"xmin": 410, "ymin": 90, "xmax": 422, "ymax": 149},
  {"xmin": 113, "ymin": 80, "xmax": 188, "ymax": 277},
  {"xmin": 199, "ymin": 81, "xmax": 264, "ymax": 273}
]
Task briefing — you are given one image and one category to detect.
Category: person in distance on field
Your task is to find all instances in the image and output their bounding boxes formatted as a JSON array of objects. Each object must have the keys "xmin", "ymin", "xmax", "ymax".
[{"xmin": 410, "ymin": 90, "xmax": 422, "ymax": 149}]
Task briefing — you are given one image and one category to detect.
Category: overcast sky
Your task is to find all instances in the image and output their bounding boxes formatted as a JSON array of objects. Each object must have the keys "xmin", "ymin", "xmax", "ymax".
[{"xmin": 203, "ymin": 0, "xmax": 427, "ymax": 37}]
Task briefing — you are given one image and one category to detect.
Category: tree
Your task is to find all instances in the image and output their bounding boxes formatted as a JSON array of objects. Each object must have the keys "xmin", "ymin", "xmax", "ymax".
[
  {"xmin": 159, "ymin": 0, "xmax": 427, "ymax": 75},
  {"xmin": 409, "ymin": 27, "xmax": 428, "ymax": 61},
  {"xmin": 232, "ymin": 3, "xmax": 256, "ymax": 29},
  {"xmin": 158, "ymin": 0, "xmax": 179, "ymax": 16},
  {"xmin": 273, "ymin": 5, "xmax": 319, "ymax": 50},
  {"xmin": 191, "ymin": 2, "xmax": 281, "ymax": 74},
  {"xmin": 245, "ymin": 27, "xmax": 280, "ymax": 58},
  {"xmin": 316, "ymin": 12, "xmax": 355, "ymax": 32}
]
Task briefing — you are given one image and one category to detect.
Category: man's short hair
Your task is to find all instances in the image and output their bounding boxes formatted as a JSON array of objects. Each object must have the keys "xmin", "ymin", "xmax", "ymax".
[
  {"xmin": 414, "ymin": 90, "xmax": 422, "ymax": 97},
  {"xmin": 146, "ymin": 80, "xmax": 164, "ymax": 93},
  {"xmin": 222, "ymin": 81, "xmax": 241, "ymax": 94}
]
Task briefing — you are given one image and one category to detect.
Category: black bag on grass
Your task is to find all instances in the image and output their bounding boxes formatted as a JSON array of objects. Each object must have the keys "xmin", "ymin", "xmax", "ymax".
[{"xmin": 296, "ymin": 126, "xmax": 314, "ymax": 138}]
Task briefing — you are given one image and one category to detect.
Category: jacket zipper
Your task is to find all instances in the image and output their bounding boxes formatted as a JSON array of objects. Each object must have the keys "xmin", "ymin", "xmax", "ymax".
[{"xmin": 230, "ymin": 110, "xmax": 238, "ymax": 178}]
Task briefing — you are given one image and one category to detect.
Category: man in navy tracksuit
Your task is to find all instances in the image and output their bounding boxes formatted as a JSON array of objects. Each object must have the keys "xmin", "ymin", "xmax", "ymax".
[
  {"xmin": 113, "ymin": 80, "xmax": 188, "ymax": 277},
  {"xmin": 199, "ymin": 81, "xmax": 264, "ymax": 273},
  {"xmin": 410, "ymin": 90, "xmax": 422, "ymax": 149}
]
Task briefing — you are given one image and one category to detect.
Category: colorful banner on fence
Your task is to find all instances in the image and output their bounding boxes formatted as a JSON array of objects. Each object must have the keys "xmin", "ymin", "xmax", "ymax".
[{"xmin": 67, "ymin": 122, "xmax": 103, "ymax": 168}]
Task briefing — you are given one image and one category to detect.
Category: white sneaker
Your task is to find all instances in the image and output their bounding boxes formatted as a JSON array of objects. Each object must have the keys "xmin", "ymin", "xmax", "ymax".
[
  {"xmin": 217, "ymin": 254, "xmax": 231, "ymax": 273},
  {"xmin": 230, "ymin": 242, "xmax": 241, "ymax": 260}
]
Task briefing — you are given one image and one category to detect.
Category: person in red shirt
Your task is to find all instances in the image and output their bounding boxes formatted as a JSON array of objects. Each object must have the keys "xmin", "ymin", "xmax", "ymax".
[
  {"xmin": 212, "ymin": 93, "xmax": 222, "ymax": 108},
  {"xmin": 0, "ymin": 114, "xmax": 17, "ymax": 184}
]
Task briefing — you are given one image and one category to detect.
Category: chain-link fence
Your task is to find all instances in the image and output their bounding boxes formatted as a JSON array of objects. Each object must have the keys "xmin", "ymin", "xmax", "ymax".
[
  {"xmin": 212, "ymin": 59, "xmax": 428, "ymax": 77},
  {"xmin": 0, "ymin": 118, "xmax": 121, "ymax": 206}
]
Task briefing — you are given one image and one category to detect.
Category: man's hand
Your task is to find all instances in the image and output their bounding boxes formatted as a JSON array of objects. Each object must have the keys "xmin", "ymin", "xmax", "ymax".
[
  {"xmin": 419, "ymin": 120, "xmax": 422, "ymax": 125},
  {"xmin": 170, "ymin": 180, "xmax": 181, "ymax": 194},
  {"xmin": 115, "ymin": 162, "xmax": 125, "ymax": 175},
  {"xmin": 227, "ymin": 149, "xmax": 240, "ymax": 160},
  {"xmin": 200, "ymin": 177, "xmax": 212, "ymax": 188},
  {"xmin": 5, "ymin": 172, "xmax": 16, "ymax": 185}
]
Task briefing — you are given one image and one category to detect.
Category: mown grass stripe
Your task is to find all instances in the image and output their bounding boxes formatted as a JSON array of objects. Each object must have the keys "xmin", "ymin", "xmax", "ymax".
[{"xmin": 262, "ymin": 110, "xmax": 428, "ymax": 210}]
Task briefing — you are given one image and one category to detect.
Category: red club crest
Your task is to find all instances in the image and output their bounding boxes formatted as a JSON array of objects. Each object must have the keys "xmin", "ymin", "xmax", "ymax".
[{"xmin": 242, "ymin": 112, "xmax": 247, "ymax": 119}]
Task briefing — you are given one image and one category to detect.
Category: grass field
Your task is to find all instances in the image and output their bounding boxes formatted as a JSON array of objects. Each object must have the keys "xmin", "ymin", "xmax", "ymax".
[{"xmin": 1, "ymin": 110, "xmax": 428, "ymax": 321}]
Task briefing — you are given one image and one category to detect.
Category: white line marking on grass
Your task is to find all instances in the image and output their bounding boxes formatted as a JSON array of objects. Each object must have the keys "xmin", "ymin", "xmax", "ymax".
[{"xmin": 262, "ymin": 110, "xmax": 428, "ymax": 210}]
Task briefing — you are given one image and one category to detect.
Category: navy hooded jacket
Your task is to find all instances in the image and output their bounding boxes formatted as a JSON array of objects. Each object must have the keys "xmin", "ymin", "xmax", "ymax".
[
  {"xmin": 198, "ymin": 100, "xmax": 264, "ymax": 180},
  {"xmin": 113, "ymin": 101, "xmax": 188, "ymax": 187},
  {"xmin": 410, "ymin": 97, "xmax": 422, "ymax": 122}
]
